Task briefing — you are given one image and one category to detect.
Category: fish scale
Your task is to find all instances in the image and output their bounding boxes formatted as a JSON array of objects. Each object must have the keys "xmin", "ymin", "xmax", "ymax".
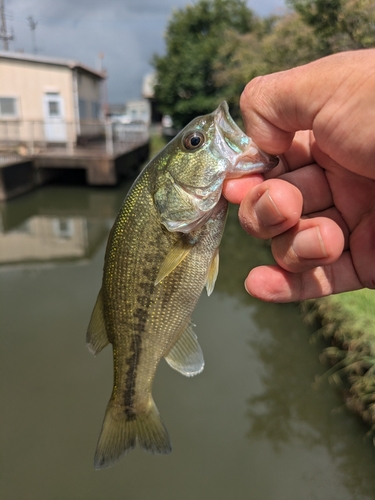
[{"xmin": 86, "ymin": 101, "xmax": 278, "ymax": 468}]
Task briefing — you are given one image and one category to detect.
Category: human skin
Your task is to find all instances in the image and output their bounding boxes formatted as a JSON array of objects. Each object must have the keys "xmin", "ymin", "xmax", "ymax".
[{"xmin": 222, "ymin": 49, "xmax": 375, "ymax": 302}]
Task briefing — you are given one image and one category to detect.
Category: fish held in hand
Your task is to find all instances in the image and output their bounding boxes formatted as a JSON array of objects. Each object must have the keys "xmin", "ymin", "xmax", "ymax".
[{"xmin": 86, "ymin": 101, "xmax": 278, "ymax": 469}]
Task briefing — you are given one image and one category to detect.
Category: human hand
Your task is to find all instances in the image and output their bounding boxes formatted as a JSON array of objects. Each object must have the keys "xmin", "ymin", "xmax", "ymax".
[{"xmin": 223, "ymin": 49, "xmax": 375, "ymax": 302}]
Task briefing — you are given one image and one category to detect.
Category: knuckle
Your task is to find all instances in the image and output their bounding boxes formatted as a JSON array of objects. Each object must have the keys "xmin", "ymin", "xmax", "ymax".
[{"xmin": 240, "ymin": 76, "xmax": 266, "ymax": 110}]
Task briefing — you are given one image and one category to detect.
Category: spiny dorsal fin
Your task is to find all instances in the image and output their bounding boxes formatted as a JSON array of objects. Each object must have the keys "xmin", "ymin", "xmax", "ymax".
[
  {"xmin": 205, "ymin": 248, "xmax": 219, "ymax": 296},
  {"xmin": 164, "ymin": 321, "xmax": 204, "ymax": 377},
  {"xmin": 86, "ymin": 289, "xmax": 109, "ymax": 355},
  {"xmin": 155, "ymin": 238, "xmax": 194, "ymax": 285}
]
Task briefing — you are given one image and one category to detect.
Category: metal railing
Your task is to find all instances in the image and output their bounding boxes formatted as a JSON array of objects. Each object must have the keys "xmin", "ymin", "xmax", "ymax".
[
  {"xmin": 0, "ymin": 119, "xmax": 149, "ymax": 156},
  {"xmin": 0, "ymin": 153, "xmax": 22, "ymax": 166}
]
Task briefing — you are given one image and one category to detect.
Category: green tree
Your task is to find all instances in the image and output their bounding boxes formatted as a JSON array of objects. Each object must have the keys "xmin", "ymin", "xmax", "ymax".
[
  {"xmin": 338, "ymin": 0, "xmax": 375, "ymax": 49},
  {"xmin": 288, "ymin": 0, "xmax": 343, "ymax": 53},
  {"xmin": 212, "ymin": 29, "xmax": 269, "ymax": 118},
  {"xmin": 260, "ymin": 13, "xmax": 323, "ymax": 70},
  {"xmin": 213, "ymin": 13, "xmax": 322, "ymax": 110},
  {"xmin": 288, "ymin": 0, "xmax": 375, "ymax": 52},
  {"xmin": 190, "ymin": 12, "xmax": 317, "ymax": 124},
  {"xmin": 153, "ymin": 0, "xmax": 375, "ymax": 129},
  {"xmin": 153, "ymin": 0, "xmax": 255, "ymax": 127},
  {"xmin": 214, "ymin": 0, "xmax": 375, "ymax": 121}
]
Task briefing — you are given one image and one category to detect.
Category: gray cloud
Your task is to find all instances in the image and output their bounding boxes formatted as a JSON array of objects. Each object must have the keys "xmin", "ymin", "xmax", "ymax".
[{"xmin": 6, "ymin": 0, "xmax": 284, "ymax": 103}]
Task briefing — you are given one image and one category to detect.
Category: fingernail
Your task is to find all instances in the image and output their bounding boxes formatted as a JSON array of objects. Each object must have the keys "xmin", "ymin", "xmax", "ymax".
[
  {"xmin": 244, "ymin": 279, "xmax": 253, "ymax": 296},
  {"xmin": 292, "ymin": 226, "xmax": 327, "ymax": 260},
  {"xmin": 255, "ymin": 189, "xmax": 286, "ymax": 226}
]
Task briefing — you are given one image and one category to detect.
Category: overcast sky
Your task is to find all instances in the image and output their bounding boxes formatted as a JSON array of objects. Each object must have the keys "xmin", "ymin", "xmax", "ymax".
[{"xmin": 4, "ymin": 0, "xmax": 285, "ymax": 104}]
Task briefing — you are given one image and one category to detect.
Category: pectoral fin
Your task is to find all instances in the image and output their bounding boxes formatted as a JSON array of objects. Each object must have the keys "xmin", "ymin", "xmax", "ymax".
[
  {"xmin": 86, "ymin": 289, "xmax": 109, "ymax": 355},
  {"xmin": 155, "ymin": 239, "xmax": 194, "ymax": 285},
  {"xmin": 164, "ymin": 321, "xmax": 204, "ymax": 377},
  {"xmin": 205, "ymin": 248, "xmax": 219, "ymax": 296}
]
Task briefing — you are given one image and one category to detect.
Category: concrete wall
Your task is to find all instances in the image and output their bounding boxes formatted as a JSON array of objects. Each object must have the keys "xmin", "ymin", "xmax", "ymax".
[
  {"xmin": 0, "ymin": 58, "xmax": 104, "ymax": 145},
  {"xmin": 76, "ymin": 69, "xmax": 103, "ymax": 137},
  {"xmin": 0, "ymin": 58, "xmax": 76, "ymax": 144},
  {"xmin": 0, "ymin": 58, "xmax": 74, "ymax": 121}
]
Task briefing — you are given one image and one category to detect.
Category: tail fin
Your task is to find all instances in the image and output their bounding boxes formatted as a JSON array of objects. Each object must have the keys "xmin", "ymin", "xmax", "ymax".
[{"xmin": 94, "ymin": 399, "xmax": 171, "ymax": 469}]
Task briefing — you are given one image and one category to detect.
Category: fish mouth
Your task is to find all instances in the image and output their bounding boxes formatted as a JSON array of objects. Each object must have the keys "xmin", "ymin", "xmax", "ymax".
[{"xmin": 212, "ymin": 101, "xmax": 279, "ymax": 177}]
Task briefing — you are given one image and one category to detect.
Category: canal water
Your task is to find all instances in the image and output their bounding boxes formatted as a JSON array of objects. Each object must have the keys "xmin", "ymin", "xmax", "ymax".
[{"xmin": 1, "ymin": 180, "xmax": 375, "ymax": 500}]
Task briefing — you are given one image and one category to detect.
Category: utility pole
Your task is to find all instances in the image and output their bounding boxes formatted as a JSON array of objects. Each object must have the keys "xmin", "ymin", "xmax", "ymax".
[
  {"xmin": 27, "ymin": 15, "xmax": 37, "ymax": 54},
  {"xmin": 0, "ymin": 0, "xmax": 13, "ymax": 51}
]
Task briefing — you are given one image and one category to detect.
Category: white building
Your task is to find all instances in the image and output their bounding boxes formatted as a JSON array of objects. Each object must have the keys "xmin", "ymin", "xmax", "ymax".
[
  {"xmin": 0, "ymin": 51, "xmax": 105, "ymax": 149},
  {"xmin": 125, "ymin": 100, "xmax": 151, "ymax": 124}
]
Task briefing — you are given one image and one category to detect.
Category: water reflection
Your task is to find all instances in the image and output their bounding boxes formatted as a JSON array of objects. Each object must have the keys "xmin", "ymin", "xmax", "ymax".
[
  {"xmin": 0, "ymin": 184, "xmax": 130, "ymax": 267},
  {"xmin": 246, "ymin": 300, "xmax": 375, "ymax": 499},
  {"xmin": 1, "ymin": 216, "xmax": 97, "ymax": 265},
  {"xmin": 216, "ymin": 205, "xmax": 274, "ymax": 301}
]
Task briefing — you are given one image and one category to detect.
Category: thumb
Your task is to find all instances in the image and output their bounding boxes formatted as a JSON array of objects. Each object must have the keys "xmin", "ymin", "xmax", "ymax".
[{"xmin": 239, "ymin": 50, "xmax": 373, "ymax": 156}]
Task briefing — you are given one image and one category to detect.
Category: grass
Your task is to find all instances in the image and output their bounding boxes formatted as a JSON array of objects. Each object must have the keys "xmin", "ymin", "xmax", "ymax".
[{"xmin": 303, "ymin": 289, "xmax": 375, "ymax": 440}]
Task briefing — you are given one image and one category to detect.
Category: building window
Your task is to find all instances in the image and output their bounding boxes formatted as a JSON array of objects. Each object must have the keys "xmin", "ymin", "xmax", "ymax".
[
  {"xmin": 52, "ymin": 218, "xmax": 74, "ymax": 239},
  {"xmin": 0, "ymin": 97, "xmax": 17, "ymax": 117},
  {"xmin": 48, "ymin": 100, "xmax": 60, "ymax": 116}
]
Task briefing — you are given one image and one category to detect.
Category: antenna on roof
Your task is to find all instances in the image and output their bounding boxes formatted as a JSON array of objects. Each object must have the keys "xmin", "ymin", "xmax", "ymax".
[
  {"xmin": 27, "ymin": 15, "xmax": 38, "ymax": 54},
  {"xmin": 0, "ymin": 0, "xmax": 14, "ymax": 51}
]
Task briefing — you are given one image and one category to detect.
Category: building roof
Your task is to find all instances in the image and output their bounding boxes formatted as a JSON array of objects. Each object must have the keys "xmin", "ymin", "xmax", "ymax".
[{"xmin": 0, "ymin": 51, "xmax": 105, "ymax": 79}]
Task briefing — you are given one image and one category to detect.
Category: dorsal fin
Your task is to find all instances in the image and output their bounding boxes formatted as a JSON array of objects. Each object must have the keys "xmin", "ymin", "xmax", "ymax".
[
  {"xmin": 205, "ymin": 248, "xmax": 219, "ymax": 296},
  {"xmin": 164, "ymin": 321, "xmax": 204, "ymax": 377},
  {"xmin": 155, "ymin": 238, "xmax": 194, "ymax": 285},
  {"xmin": 86, "ymin": 289, "xmax": 109, "ymax": 355}
]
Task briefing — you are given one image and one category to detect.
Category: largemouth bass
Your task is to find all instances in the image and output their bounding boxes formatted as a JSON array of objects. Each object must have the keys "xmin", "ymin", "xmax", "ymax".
[{"xmin": 87, "ymin": 102, "xmax": 278, "ymax": 469}]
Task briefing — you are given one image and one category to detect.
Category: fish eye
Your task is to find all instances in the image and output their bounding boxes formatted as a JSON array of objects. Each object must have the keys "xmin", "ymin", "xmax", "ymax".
[{"xmin": 182, "ymin": 131, "xmax": 205, "ymax": 151}]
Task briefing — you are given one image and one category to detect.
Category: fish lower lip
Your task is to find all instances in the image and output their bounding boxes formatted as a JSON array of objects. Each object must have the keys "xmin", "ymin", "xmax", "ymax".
[
  {"xmin": 235, "ymin": 145, "xmax": 278, "ymax": 166},
  {"xmin": 234, "ymin": 149, "xmax": 279, "ymax": 171}
]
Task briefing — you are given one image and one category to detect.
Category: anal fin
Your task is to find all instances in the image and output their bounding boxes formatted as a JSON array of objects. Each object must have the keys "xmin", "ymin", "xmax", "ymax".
[
  {"xmin": 164, "ymin": 322, "xmax": 204, "ymax": 377},
  {"xmin": 86, "ymin": 289, "xmax": 109, "ymax": 355}
]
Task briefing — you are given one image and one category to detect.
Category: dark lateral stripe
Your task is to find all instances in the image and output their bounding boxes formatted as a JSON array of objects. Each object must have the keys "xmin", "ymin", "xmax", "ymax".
[
  {"xmin": 121, "ymin": 234, "xmax": 163, "ymax": 417},
  {"xmin": 124, "ymin": 332, "xmax": 142, "ymax": 420},
  {"xmin": 123, "ymin": 288, "xmax": 153, "ymax": 417}
]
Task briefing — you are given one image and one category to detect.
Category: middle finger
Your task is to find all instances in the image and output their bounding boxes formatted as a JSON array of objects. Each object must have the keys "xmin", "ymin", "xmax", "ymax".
[{"xmin": 238, "ymin": 161, "xmax": 335, "ymax": 241}]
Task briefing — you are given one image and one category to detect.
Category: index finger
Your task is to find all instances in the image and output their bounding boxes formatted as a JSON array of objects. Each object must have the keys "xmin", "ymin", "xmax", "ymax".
[{"xmin": 265, "ymin": 130, "xmax": 314, "ymax": 178}]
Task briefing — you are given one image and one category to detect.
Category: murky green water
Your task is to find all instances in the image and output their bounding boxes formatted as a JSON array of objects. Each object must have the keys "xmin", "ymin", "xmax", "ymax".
[{"xmin": 1, "ymin": 181, "xmax": 375, "ymax": 500}]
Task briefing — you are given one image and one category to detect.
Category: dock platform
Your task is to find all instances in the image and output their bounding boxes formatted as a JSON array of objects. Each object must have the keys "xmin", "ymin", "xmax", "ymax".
[{"xmin": 0, "ymin": 141, "xmax": 149, "ymax": 201}]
